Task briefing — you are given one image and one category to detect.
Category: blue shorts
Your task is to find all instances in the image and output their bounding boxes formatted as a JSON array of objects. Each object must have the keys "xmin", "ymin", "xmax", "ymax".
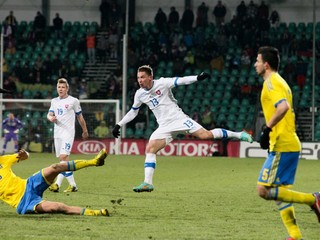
[
  {"xmin": 257, "ymin": 152, "xmax": 300, "ymax": 187},
  {"xmin": 16, "ymin": 170, "xmax": 49, "ymax": 214}
]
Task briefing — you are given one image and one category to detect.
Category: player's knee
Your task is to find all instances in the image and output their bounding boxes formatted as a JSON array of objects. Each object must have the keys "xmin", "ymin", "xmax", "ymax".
[
  {"xmin": 50, "ymin": 163, "xmax": 60, "ymax": 171},
  {"xmin": 256, "ymin": 185, "xmax": 269, "ymax": 199}
]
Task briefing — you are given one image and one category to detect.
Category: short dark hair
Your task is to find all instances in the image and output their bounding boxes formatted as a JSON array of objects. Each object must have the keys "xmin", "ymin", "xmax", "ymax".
[
  {"xmin": 138, "ymin": 65, "xmax": 153, "ymax": 76},
  {"xmin": 257, "ymin": 46, "xmax": 280, "ymax": 71}
]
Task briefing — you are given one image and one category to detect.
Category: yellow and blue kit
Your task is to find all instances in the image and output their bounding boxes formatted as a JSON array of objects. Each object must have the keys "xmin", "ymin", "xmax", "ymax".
[
  {"xmin": 258, "ymin": 72, "xmax": 301, "ymax": 186},
  {"xmin": 0, "ymin": 154, "xmax": 48, "ymax": 214}
]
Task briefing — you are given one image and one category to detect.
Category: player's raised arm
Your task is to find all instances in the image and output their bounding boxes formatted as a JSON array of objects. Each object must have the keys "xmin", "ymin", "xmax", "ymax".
[{"xmin": 112, "ymin": 108, "xmax": 139, "ymax": 138}]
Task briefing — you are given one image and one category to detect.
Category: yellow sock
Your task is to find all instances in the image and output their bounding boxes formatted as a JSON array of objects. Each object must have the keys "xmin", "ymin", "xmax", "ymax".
[
  {"xmin": 276, "ymin": 187, "xmax": 315, "ymax": 205},
  {"xmin": 81, "ymin": 208, "xmax": 108, "ymax": 216},
  {"xmin": 67, "ymin": 159, "xmax": 96, "ymax": 171},
  {"xmin": 279, "ymin": 204, "xmax": 302, "ymax": 239}
]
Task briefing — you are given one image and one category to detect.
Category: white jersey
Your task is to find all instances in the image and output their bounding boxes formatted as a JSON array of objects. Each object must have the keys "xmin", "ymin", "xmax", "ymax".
[
  {"xmin": 48, "ymin": 95, "xmax": 82, "ymax": 138},
  {"xmin": 133, "ymin": 77, "xmax": 189, "ymax": 126}
]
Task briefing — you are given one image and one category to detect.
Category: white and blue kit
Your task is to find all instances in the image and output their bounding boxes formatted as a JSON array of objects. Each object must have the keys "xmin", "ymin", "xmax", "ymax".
[
  {"xmin": 48, "ymin": 95, "xmax": 82, "ymax": 157},
  {"xmin": 118, "ymin": 76, "xmax": 203, "ymax": 144}
]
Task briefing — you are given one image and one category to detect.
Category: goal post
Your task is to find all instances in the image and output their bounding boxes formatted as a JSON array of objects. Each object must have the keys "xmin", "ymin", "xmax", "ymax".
[{"xmin": 0, "ymin": 99, "xmax": 121, "ymax": 154}]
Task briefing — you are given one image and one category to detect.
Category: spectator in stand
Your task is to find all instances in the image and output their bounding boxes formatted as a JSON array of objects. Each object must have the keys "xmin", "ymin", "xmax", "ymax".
[
  {"xmin": 96, "ymin": 34, "xmax": 109, "ymax": 63},
  {"xmin": 42, "ymin": 55, "xmax": 53, "ymax": 82},
  {"xmin": 86, "ymin": 32, "xmax": 96, "ymax": 64},
  {"xmin": 1, "ymin": 20, "xmax": 12, "ymax": 51},
  {"xmin": 269, "ymin": 10, "xmax": 279, "ymax": 27},
  {"xmin": 52, "ymin": 54, "xmax": 63, "ymax": 76},
  {"xmin": 67, "ymin": 35, "xmax": 79, "ymax": 56},
  {"xmin": 240, "ymin": 49, "xmax": 251, "ymax": 70},
  {"xmin": 257, "ymin": 1, "xmax": 269, "ymax": 20},
  {"xmin": 154, "ymin": 8, "xmax": 167, "ymax": 33},
  {"xmin": 20, "ymin": 62, "xmax": 33, "ymax": 84},
  {"xmin": 168, "ymin": 6, "xmax": 180, "ymax": 31},
  {"xmin": 3, "ymin": 76, "xmax": 17, "ymax": 98},
  {"xmin": 172, "ymin": 57, "xmax": 184, "ymax": 76},
  {"xmin": 108, "ymin": 27, "xmax": 118, "ymax": 59},
  {"xmin": 196, "ymin": 2, "xmax": 209, "ymax": 27},
  {"xmin": 247, "ymin": 1, "xmax": 258, "ymax": 21},
  {"xmin": 236, "ymin": 1, "xmax": 247, "ymax": 21},
  {"xmin": 99, "ymin": 0, "xmax": 110, "ymax": 30},
  {"xmin": 78, "ymin": 34, "xmax": 87, "ymax": 55},
  {"xmin": 2, "ymin": 59, "xmax": 9, "ymax": 79},
  {"xmin": 283, "ymin": 58, "xmax": 296, "ymax": 86},
  {"xmin": 109, "ymin": 0, "xmax": 121, "ymax": 29},
  {"xmin": 12, "ymin": 60, "xmax": 23, "ymax": 81},
  {"xmin": 258, "ymin": 15, "xmax": 270, "ymax": 39},
  {"xmin": 5, "ymin": 37, "xmax": 16, "ymax": 55},
  {"xmin": 5, "ymin": 11, "xmax": 17, "ymax": 37},
  {"xmin": 33, "ymin": 11, "xmax": 46, "ymax": 47},
  {"xmin": 53, "ymin": 13, "xmax": 63, "ymax": 39},
  {"xmin": 281, "ymin": 28, "xmax": 291, "ymax": 56},
  {"xmin": 184, "ymin": 50, "xmax": 195, "ymax": 70},
  {"xmin": 180, "ymin": 5, "xmax": 194, "ymax": 32},
  {"xmin": 94, "ymin": 121, "xmax": 109, "ymax": 138},
  {"xmin": 201, "ymin": 105, "xmax": 214, "ymax": 130},
  {"xmin": 212, "ymin": 1, "xmax": 227, "ymax": 27}
]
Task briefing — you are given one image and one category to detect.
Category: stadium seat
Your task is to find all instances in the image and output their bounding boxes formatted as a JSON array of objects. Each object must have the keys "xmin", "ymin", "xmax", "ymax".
[
  {"xmin": 125, "ymin": 128, "xmax": 134, "ymax": 138},
  {"xmin": 134, "ymin": 129, "xmax": 144, "ymax": 139}
]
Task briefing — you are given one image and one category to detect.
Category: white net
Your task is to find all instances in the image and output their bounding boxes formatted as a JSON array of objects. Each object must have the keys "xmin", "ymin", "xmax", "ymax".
[{"xmin": 0, "ymin": 99, "xmax": 120, "ymax": 153}]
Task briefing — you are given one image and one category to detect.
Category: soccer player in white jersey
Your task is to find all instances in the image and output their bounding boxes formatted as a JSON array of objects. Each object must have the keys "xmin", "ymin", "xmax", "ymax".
[
  {"xmin": 112, "ymin": 65, "xmax": 253, "ymax": 192},
  {"xmin": 47, "ymin": 78, "xmax": 89, "ymax": 193}
]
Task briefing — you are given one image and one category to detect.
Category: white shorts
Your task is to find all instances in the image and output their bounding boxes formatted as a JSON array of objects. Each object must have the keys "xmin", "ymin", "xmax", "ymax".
[
  {"xmin": 149, "ymin": 116, "xmax": 203, "ymax": 144},
  {"xmin": 54, "ymin": 136, "xmax": 74, "ymax": 158}
]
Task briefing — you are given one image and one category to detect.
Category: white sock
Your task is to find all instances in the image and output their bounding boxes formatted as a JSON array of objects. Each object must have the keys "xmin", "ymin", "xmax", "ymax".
[
  {"xmin": 211, "ymin": 128, "xmax": 241, "ymax": 139},
  {"xmin": 66, "ymin": 172, "xmax": 77, "ymax": 187},
  {"xmin": 55, "ymin": 173, "xmax": 64, "ymax": 187},
  {"xmin": 144, "ymin": 153, "xmax": 156, "ymax": 185}
]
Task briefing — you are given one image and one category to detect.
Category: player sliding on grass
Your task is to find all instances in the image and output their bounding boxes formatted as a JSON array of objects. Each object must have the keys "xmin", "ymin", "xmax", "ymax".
[
  {"xmin": 112, "ymin": 65, "xmax": 253, "ymax": 193},
  {"xmin": 0, "ymin": 149, "xmax": 109, "ymax": 216},
  {"xmin": 255, "ymin": 46, "xmax": 320, "ymax": 240}
]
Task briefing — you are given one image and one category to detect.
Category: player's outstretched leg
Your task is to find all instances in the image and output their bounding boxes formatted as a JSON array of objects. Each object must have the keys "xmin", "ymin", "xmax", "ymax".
[
  {"xmin": 240, "ymin": 131, "xmax": 253, "ymax": 143},
  {"xmin": 211, "ymin": 128, "xmax": 253, "ymax": 143}
]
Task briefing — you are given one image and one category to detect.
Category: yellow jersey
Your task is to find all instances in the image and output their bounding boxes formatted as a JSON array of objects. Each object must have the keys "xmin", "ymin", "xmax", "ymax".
[
  {"xmin": 0, "ymin": 154, "xmax": 27, "ymax": 208},
  {"xmin": 260, "ymin": 72, "xmax": 301, "ymax": 152}
]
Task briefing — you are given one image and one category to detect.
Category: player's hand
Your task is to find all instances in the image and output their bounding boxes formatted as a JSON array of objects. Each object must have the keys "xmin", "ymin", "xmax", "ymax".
[
  {"xmin": 197, "ymin": 72, "xmax": 210, "ymax": 81},
  {"xmin": 17, "ymin": 149, "xmax": 29, "ymax": 161},
  {"xmin": 82, "ymin": 131, "xmax": 89, "ymax": 140},
  {"xmin": 259, "ymin": 126, "xmax": 272, "ymax": 150},
  {"xmin": 14, "ymin": 129, "xmax": 19, "ymax": 134},
  {"xmin": 4, "ymin": 129, "xmax": 9, "ymax": 134},
  {"xmin": 112, "ymin": 124, "xmax": 121, "ymax": 138}
]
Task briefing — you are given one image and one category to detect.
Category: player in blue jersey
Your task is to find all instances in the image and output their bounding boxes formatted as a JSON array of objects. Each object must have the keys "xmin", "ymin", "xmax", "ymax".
[
  {"xmin": 2, "ymin": 113, "xmax": 23, "ymax": 154},
  {"xmin": 0, "ymin": 148, "xmax": 109, "ymax": 216},
  {"xmin": 112, "ymin": 65, "xmax": 253, "ymax": 192}
]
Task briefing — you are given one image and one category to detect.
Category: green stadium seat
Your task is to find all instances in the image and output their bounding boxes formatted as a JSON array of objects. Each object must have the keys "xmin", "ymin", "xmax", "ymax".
[{"xmin": 125, "ymin": 128, "xmax": 134, "ymax": 138}]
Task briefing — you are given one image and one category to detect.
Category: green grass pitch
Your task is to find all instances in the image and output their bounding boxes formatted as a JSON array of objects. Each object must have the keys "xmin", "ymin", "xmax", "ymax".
[{"xmin": 0, "ymin": 153, "xmax": 319, "ymax": 239}]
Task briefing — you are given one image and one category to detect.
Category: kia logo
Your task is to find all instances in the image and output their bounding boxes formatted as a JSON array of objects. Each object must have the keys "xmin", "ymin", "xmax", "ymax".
[{"xmin": 77, "ymin": 141, "xmax": 106, "ymax": 154}]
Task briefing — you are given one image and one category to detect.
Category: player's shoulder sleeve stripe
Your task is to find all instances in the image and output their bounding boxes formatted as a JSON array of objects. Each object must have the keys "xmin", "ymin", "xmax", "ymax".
[
  {"xmin": 132, "ymin": 106, "xmax": 140, "ymax": 110},
  {"xmin": 174, "ymin": 77, "xmax": 179, "ymax": 87},
  {"xmin": 274, "ymin": 98, "xmax": 287, "ymax": 108}
]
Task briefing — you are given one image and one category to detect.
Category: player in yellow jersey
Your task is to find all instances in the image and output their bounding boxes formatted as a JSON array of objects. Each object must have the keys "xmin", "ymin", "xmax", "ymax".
[
  {"xmin": 254, "ymin": 46, "xmax": 320, "ymax": 240},
  {"xmin": 0, "ymin": 149, "xmax": 109, "ymax": 216}
]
